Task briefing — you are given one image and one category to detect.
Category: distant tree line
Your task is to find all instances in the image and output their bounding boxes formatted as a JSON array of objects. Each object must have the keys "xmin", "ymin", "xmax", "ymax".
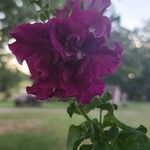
[{"xmin": 107, "ymin": 13, "xmax": 150, "ymax": 101}]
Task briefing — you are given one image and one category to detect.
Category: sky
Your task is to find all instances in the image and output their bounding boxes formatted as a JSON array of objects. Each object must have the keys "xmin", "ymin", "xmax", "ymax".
[{"xmin": 113, "ymin": 0, "xmax": 150, "ymax": 30}]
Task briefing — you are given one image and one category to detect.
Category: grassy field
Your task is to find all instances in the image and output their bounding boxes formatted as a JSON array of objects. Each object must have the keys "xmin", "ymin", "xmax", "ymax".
[{"xmin": 0, "ymin": 101, "xmax": 149, "ymax": 150}]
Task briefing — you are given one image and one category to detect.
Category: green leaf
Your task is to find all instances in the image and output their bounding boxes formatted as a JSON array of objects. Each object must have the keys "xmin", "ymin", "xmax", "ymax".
[
  {"xmin": 79, "ymin": 144, "xmax": 93, "ymax": 150},
  {"xmin": 89, "ymin": 97, "xmax": 102, "ymax": 109},
  {"xmin": 100, "ymin": 92, "xmax": 112, "ymax": 102},
  {"xmin": 90, "ymin": 119, "xmax": 100, "ymax": 140},
  {"xmin": 90, "ymin": 99, "xmax": 114, "ymax": 114},
  {"xmin": 75, "ymin": 105, "xmax": 91, "ymax": 115},
  {"xmin": 28, "ymin": 0, "xmax": 42, "ymax": 6},
  {"xmin": 39, "ymin": 12, "xmax": 47, "ymax": 21},
  {"xmin": 116, "ymin": 130, "xmax": 150, "ymax": 150},
  {"xmin": 45, "ymin": 3, "xmax": 50, "ymax": 9},
  {"xmin": 109, "ymin": 144, "xmax": 119, "ymax": 150},
  {"xmin": 110, "ymin": 125, "xmax": 119, "ymax": 139},
  {"xmin": 67, "ymin": 125, "xmax": 82, "ymax": 150},
  {"xmin": 90, "ymin": 96, "xmax": 114, "ymax": 114},
  {"xmin": 67, "ymin": 103, "xmax": 91, "ymax": 118},
  {"xmin": 100, "ymin": 103, "xmax": 114, "ymax": 114},
  {"xmin": 67, "ymin": 102, "xmax": 76, "ymax": 118},
  {"xmin": 103, "ymin": 113, "xmax": 114, "ymax": 127},
  {"xmin": 135, "ymin": 125, "xmax": 148, "ymax": 134},
  {"xmin": 28, "ymin": 0, "xmax": 38, "ymax": 5},
  {"xmin": 89, "ymin": 119, "xmax": 107, "ymax": 150},
  {"xmin": 104, "ymin": 124, "xmax": 119, "ymax": 142},
  {"xmin": 113, "ymin": 104, "xmax": 118, "ymax": 110},
  {"xmin": 67, "ymin": 121, "xmax": 90, "ymax": 150}
]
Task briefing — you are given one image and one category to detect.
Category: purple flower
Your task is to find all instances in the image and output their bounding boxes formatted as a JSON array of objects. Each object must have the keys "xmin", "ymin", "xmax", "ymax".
[{"xmin": 9, "ymin": 0, "xmax": 123, "ymax": 104}]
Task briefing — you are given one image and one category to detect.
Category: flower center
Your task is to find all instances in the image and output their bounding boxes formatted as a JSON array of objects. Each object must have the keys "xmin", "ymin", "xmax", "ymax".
[{"xmin": 66, "ymin": 34, "xmax": 80, "ymax": 52}]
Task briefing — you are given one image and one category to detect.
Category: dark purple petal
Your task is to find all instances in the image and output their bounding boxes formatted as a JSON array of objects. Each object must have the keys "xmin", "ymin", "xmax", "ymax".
[
  {"xmin": 67, "ymin": 19, "xmax": 87, "ymax": 40},
  {"xmin": 27, "ymin": 65, "xmax": 61, "ymax": 100},
  {"xmin": 82, "ymin": 35, "xmax": 106, "ymax": 54},
  {"xmin": 77, "ymin": 56, "xmax": 96, "ymax": 81},
  {"xmin": 90, "ymin": 16, "xmax": 111, "ymax": 38},
  {"xmin": 26, "ymin": 79, "xmax": 54, "ymax": 100},
  {"xmin": 25, "ymin": 53, "xmax": 40, "ymax": 79},
  {"xmin": 50, "ymin": 27, "xmax": 66, "ymax": 58},
  {"xmin": 10, "ymin": 23, "xmax": 51, "ymax": 45},
  {"xmin": 9, "ymin": 42, "xmax": 38, "ymax": 64},
  {"xmin": 76, "ymin": 79, "xmax": 105, "ymax": 104},
  {"xmin": 70, "ymin": 8, "xmax": 111, "ymax": 38},
  {"xmin": 89, "ymin": 41, "xmax": 123, "ymax": 77},
  {"xmin": 9, "ymin": 23, "xmax": 52, "ymax": 63},
  {"xmin": 55, "ymin": 71, "xmax": 104, "ymax": 104},
  {"xmin": 70, "ymin": 9, "xmax": 100, "ymax": 29}
]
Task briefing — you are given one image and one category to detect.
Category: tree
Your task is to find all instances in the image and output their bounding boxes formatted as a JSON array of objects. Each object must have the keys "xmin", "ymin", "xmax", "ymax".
[
  {"xmin": 0, "ymin": 0, "xmax": 63, "ymax": 46},
  {"xmin": 0, "ymin": 53, "xmax": 27, "ymax": 97},
  {"xmin": 106, "ymin": 13, "xmax": 150, "ymax": 101}
]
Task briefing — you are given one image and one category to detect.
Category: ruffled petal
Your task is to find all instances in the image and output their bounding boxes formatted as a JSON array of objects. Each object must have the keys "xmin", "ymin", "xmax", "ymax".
[
  {"xmin": 67, "ymin": 19, "xmax": 87, "ymax": 40},
  {"xmin": 10, "ymin": 23, "xmax": 51, "ymax": 45},
  {"xmin": 90, "ymin": 16, "xmax": 111, "ymax": 38},
  {"xmin": 26, "ymin": 79, "xmax": 54, "ymax": 100},
  {"xmin": 9, "ymin": 42, "xmax": 37, "ymax": 64},
  {"xmin": 27, "ymin": 65, "xmax": 61, "ymax": 100},
  {"xmin": 70, "ymin": 8, "xmax": 111, "ymax": 38},
  {"xmin": 50, "ymin": 18, "xmax": 71, "ymax": 57},
  {"xmin": 9, "ymin": 23, "xmax": 52, "ymax": 63},
  {"xmin": 88, "ymin": 41, "xmax": 124, "ymax": 77},
  {"xmin": 70, "ymin": 9, "xmax": 100, "ymax": 29},
  {"xmin": 76, "ymin": 79, "xmax": 105, "ymax": 104}
]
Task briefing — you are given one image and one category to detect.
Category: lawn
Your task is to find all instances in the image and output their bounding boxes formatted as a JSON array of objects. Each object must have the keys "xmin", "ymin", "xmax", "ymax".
[{"xmin": 0, "ymin": 101, "xmax": 150, "ymax": 150}]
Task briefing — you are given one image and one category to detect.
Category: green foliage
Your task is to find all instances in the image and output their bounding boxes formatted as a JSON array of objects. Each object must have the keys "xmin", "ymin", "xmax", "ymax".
[
  {"xmin": 67, "ymin": 102, "xmax": 76, "ymax": 118},
  {"xmin": 116, "ymin": 130, "xmax": 150, "ymax": 150},
  {"xmin": 0, "ymin": 54, "xmax": 27, "ymax": 96},
  {"xmin": 67, "ymin": 92, "xmax": 150, "ymax": 150},
  {"xmin": 29, "ymin": 0, "xmax": 54, "ymax": 21},
  {"xmin": 0, "ymin": 0, "xmax": 35, "ymax": 46},
  {"xmin": 67, "ymin": 121, "xmax": 90, "ymax": 150},
  {"xmin": 107, "ymin": 13, "xmax": 150, "ymax": 101},
  {"xmin": 136, "ymin": 125, "xmax": 148, "ymax": 134},
  {"xmin": 67, "ymin": 101, "xmax": 91, "ymax": 118},
  {"xmin": 100, "ymin": 92, "xmax": 112, "ymax": 102},
  {"xmin": 0, "ymin": 0, "xmax": 64, "ymax": 46}
]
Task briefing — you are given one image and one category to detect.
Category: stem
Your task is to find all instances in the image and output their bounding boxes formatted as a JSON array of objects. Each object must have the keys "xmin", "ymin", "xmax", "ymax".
[
  {"xmin": 99, "ymin": 109, "xmax": 102, "ymax": 125},
  {"xmin": 75, "ymin": 104, "xmax": 91, "ymax": 122},
  {"xmin": 99, "ymin": 108, "xmax": 104, "ymax": 141},
  {"xmin": 34, "ymin": 2, "xmax": 49, "ymax": 20}
]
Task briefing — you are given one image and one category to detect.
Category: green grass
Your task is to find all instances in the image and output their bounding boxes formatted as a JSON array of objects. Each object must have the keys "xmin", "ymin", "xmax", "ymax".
[
  {"xmin": 0, "ymin": 100, "xmax": 15, "ymax": 108},
  {"xmin": 0, "ymin": 101, "xmax": 149, "ymax": 150},
  {"xmin": 0, "ymin": 133, "xmax": 62, "ymax": 150}
]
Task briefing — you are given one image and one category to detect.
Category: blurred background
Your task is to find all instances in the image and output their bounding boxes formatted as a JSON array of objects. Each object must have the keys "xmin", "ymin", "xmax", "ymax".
[{"xmin": 0, "ymin": 0, "xmax": 150, "ymax": 149}]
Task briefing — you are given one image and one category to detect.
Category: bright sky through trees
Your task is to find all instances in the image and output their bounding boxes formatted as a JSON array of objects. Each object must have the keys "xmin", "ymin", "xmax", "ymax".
[{"xmin": 113, "ymin": 0, "xmax": 150, "ymax": 30}]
